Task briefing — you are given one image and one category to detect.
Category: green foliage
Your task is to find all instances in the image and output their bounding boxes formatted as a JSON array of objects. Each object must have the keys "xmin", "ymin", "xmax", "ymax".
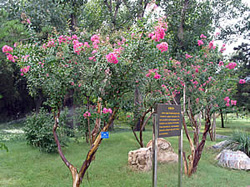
[
  {"xmin": 227, "ymin": 130, "xmax": 250, "ymax": 156},
  {"xmin": 161, "ymin": 0, "xmax": 214, "ymax": 58},
  {"xmin": 24, "ymin": 108, "xmax": 69, "ymax": 153},
  {"xmin": 0, "ymin": 142, "xmax": 8, "ymax": 152},
  {"xmin": 0, "ymin": 9, "xmax": 34, "ymax": 122}
]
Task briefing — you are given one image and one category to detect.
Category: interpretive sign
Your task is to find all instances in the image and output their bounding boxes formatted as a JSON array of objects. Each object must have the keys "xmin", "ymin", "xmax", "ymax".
[{"xmin": 156, "ymin": 104, "xmax": 181, "ymax": 138}]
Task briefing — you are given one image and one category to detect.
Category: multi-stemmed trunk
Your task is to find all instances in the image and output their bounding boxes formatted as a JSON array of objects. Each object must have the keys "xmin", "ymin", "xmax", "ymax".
[
  {"xmin": 183, "ymin": 105, "xmax": 212, "ymax": 176},
  {"xmin": 132, "ymin": 107, "xmax": 153, "ymax": 148},
  {"xmin": 53, "ymin": 107, "xmax": 118, "ymax": 187}
]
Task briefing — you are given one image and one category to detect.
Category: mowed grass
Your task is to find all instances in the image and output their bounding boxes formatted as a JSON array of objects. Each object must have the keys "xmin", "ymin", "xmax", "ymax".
[
  {"xmin": 0, "ymin": 117, "xmax": 250, "ymax": 187},
  {"xmin": 216, "ymin": 117, "xmax": 250, "ymax": 137}
]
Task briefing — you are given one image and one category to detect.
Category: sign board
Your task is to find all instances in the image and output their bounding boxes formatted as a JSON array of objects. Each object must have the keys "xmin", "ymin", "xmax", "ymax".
[
  {"xmin": 101, "ymin": 132, "xmax": 109, "ymax": 139},
  {"xmin": 156, "ymin": 104, "xmax": 181, "ymax": 138}
]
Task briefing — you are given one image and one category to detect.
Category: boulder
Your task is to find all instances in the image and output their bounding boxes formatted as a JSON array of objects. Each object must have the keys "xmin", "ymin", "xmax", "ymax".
[
  {"xmin": 128, "ymin": 139, "xmax": 178, "ymax": 171},
  {"xmin": 211, "ymin": 140, "xmax": 231, "ymax": 150},
  {"xmin": 147, "ymin": 138, "xmax": 178, "ymax": 163},
  {"xmin": 128, "ymin": 147, "xmax": 152, "ymax": 171},
  {"xmin": 216, "ymin": 149, "xmax": 250, "ymax": 170}
]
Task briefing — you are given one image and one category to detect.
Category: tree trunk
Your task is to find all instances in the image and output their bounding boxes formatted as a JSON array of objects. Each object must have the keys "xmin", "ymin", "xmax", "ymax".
[
  {"xmin": 53, "ymin": 106, "xmax": 119, "ymax": 186},
  {"xmin": 191, "ymin": 106, "xmax": 211, "ymax": 174},
  {"xmin": 220, "ymin": 108, "xmax": 224, "ymax": 128},
  {"xmin": 134, "ymin": 86, "xmax": 142, "ymax": 131}
]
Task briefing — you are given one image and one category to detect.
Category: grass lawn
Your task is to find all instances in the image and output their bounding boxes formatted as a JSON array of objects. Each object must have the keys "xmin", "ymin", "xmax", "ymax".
[{"xmin": 0, "ymin": 117, "xmax": 250, "ymax": 187}]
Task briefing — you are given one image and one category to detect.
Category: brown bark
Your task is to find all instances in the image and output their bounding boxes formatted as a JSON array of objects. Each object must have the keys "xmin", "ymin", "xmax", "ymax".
[
  {"xmin": 220, "ymin": 108, "xmax": 225, "ymax": 128},
  {"xmin": 183, "ymin": 151, "xmax": 188, "ymax": 175},
  {"xmin": 53, "ymin": 105, "xmax": 119, "ymax": 186},
  {"xmin": 78, "ymin": 107, "xmax": 119, "ymax": 182},
  {"xmin": 132, "ymin": 107, "xmax": 152, "ymax": 148},
  {"xmin": 191, "ymin": 106, "xmax": 211, "ymax": 174},
  {"xmin": 91, "ymin": 98, "xmax": 102, "ymax": 144},
  {"xmin": 53, "ymin": 108, "xmax": 79, "ymax": 187}
]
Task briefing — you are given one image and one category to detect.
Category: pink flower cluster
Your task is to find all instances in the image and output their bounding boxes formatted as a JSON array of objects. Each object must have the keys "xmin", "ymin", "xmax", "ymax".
[
  {"xmin": 156, "ymin": 42, "xmax": 168, "ymax": 52},
  {"xmin": 83, "ymin": 111, "xmax": 91, "ymax": 118},
  {"xmin": 239, "ymin": 79, "xmax": 246, "ymax": 84},
  {"xmin": 185, "ymin": 54, "xmax": 192, "ymax": 59},
  {"xmin": 220, "ymin": 43, "xmax": 226, "ymax": 53},
  {"xmin": 197, "ymin": 40, "xmax": 204, "ymax": 46},
  {"xmin": 226, "ymin": 62, "xmax": 237, "ymax": 70},
  {"xmin": 20, "ymin": 66, "xmax": 30, "ymax": 76},
  {"xmin": 106, "ymin": 52, "xmax": 118, "ymax": 64},
  {"xmin": 148, "ymin": 18, "xmax": 168, "ymax": 42},
  {"xmin": 224, "ymin": 97, "xmax": 237, "ymax": 107},
  {"xmin": 102, "ymin": 108, "xmax": 112, "ymax": 114},
  {"xmin": 73, "ymin": 40, "xmax": 84, "ymax": 55},
  {"xmin": 209, "ymin": 40, "xmax": 216, "ymax": 49},
  {"xmin": 7, "ymin": 54, "xmax": 18, "ymax": 62},
  {"xmin": 219, "ymin": 61, "xmax": 224, "ymax": 66},
  {"xmin": 2, "ymin": 45, "xmax": 13, "ymax": 53},
  {"xmin": 146, "ymin": 69, "xmax": 161, "ymax": 79},
  {"xmin": 2, "ymin": 45, "xmax": 18, "ymax": 62},
  {"xmin": 91, "ymin": 34, "xmax": 100, "ymax": 49},
  {"xmin": 200, "ymin": 34, "xmax": 207, "ymax": 39}
]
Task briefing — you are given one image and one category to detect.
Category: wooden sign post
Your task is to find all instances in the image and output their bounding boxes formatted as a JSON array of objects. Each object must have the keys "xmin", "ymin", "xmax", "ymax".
[{"xmin": 152, "ymin": 104, "xmax": 183, "ymax": 187}]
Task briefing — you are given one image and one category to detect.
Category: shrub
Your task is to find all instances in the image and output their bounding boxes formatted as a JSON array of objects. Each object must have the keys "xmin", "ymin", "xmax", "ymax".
[
  {"xmin": 24, "ymin": 108, "xmax": 69, "ymax": 153},
  {"xmin": 227, "ymin": 131, "xmax": 250, "ymax": 157}
]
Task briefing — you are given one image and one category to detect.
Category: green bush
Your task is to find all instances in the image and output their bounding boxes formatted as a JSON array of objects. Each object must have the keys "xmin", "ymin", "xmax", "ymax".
[
  {"xmin": 24, "ymin": 108, "xmax": 69, "ymax": 153},
  {"xmin": 227, "ymin": 131, "xmax": 250, "ymax": 157}
]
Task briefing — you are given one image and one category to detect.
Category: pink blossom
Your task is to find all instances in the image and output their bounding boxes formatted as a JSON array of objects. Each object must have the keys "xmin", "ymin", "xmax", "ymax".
[
  {"xmin": 58, "ymin": 35, "xmax": 67, "ymax": 44},
  {"xmin": 89, "ymin": 56, "xmax": 95, "ymax": 61},
  {"xmin": 71, "ymin": 82, "xmax": 74, "ymax": 86},
  {"xmin": 78, "ymin": 84, "xmax": 81, "ymax": 87},
  {"xmin": 92, "ymin": 50, "xmax": 97, "ymax": 54},
  {"xmin": 185, "ymin": 54, "xmax": 192, "ymax": 59},
  {"xmin": 197, "ymin": 40, "xmax": 204, "ymax": 46},
  {"xmin": 208, "ymin": 40, "xmax": 214, "ymax": 49},
  {"xmin": 106, "ymin": 52, "xmax": 118, "ymax": 64},
  {"xmin": 195, "ymin": 68, "xmax": 199, "ymax": 73},
  {"xmin": 91, "ymin": 34, "xmax": 100, "ymax": 43},
  {"xmin": 156, "ymin": 42, "xmax": 168, "ymax": 52},
  {"xmin": 224, "ymin": 97, "xmax": 230, "ymax": 102},
  {"xmin": 226, "ymin": 102, "xmax": 230, "ymax": 107},
  {"xmin": 219, "ymin": 61, "xmax": 224, "ymax": 66},
  {"xmin": 200, "ymin": 34, "xmax": 207, "ymax": 39},
  {"xmin": 83, "ymin": 111, "xmax": 91, "ymax": 118},
  {"xmin": 103, "ymin": 108, "xmax": 112, "ymax": 114},
  {"xmin": 154, "ymin": 72, "xmax": 161, "ymax": 79},
  {"xmin": 27, "ymin": 19, "xmax": 31, "ymax": 24},
  {"xmin": 231, "ymin": 100, "xmax": 237, "ymax": 105},
  {"xmin": 226, "ymin": 62, "xmax": 237, "ymax": 70},
  {"xmin": 20, "ymin": 66, "xmax": 30, "ymax": 74},
  {"xmin": 72, "ymin": 34, "xmax": 78, "ymax": 40},
  {"xmin": 127, "ymin": 115, "xmax": 131, "ymax": 118},
  {"xmin": 2, "ymin": 45, "xmax": 13, "ymax": 53},
  {"xmin": 7, "ymin": 54, "xmax": 18, "ymax": 62},
  {"xmin": 84, "ymin": 42, "xmax": 90, "ymax": 48},
  {"xmin": 196, "ymin": 98, "xmax": 199, "ymax": 104},
  {"xmin": 239, "ymin": 79, "xmax": 246, "ymax": 84}
]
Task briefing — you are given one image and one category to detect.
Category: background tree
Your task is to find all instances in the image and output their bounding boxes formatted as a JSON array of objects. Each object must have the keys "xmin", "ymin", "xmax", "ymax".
[{"xmin": 0, "ymin": 9, "xmax": 34, "ymax": 121}]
